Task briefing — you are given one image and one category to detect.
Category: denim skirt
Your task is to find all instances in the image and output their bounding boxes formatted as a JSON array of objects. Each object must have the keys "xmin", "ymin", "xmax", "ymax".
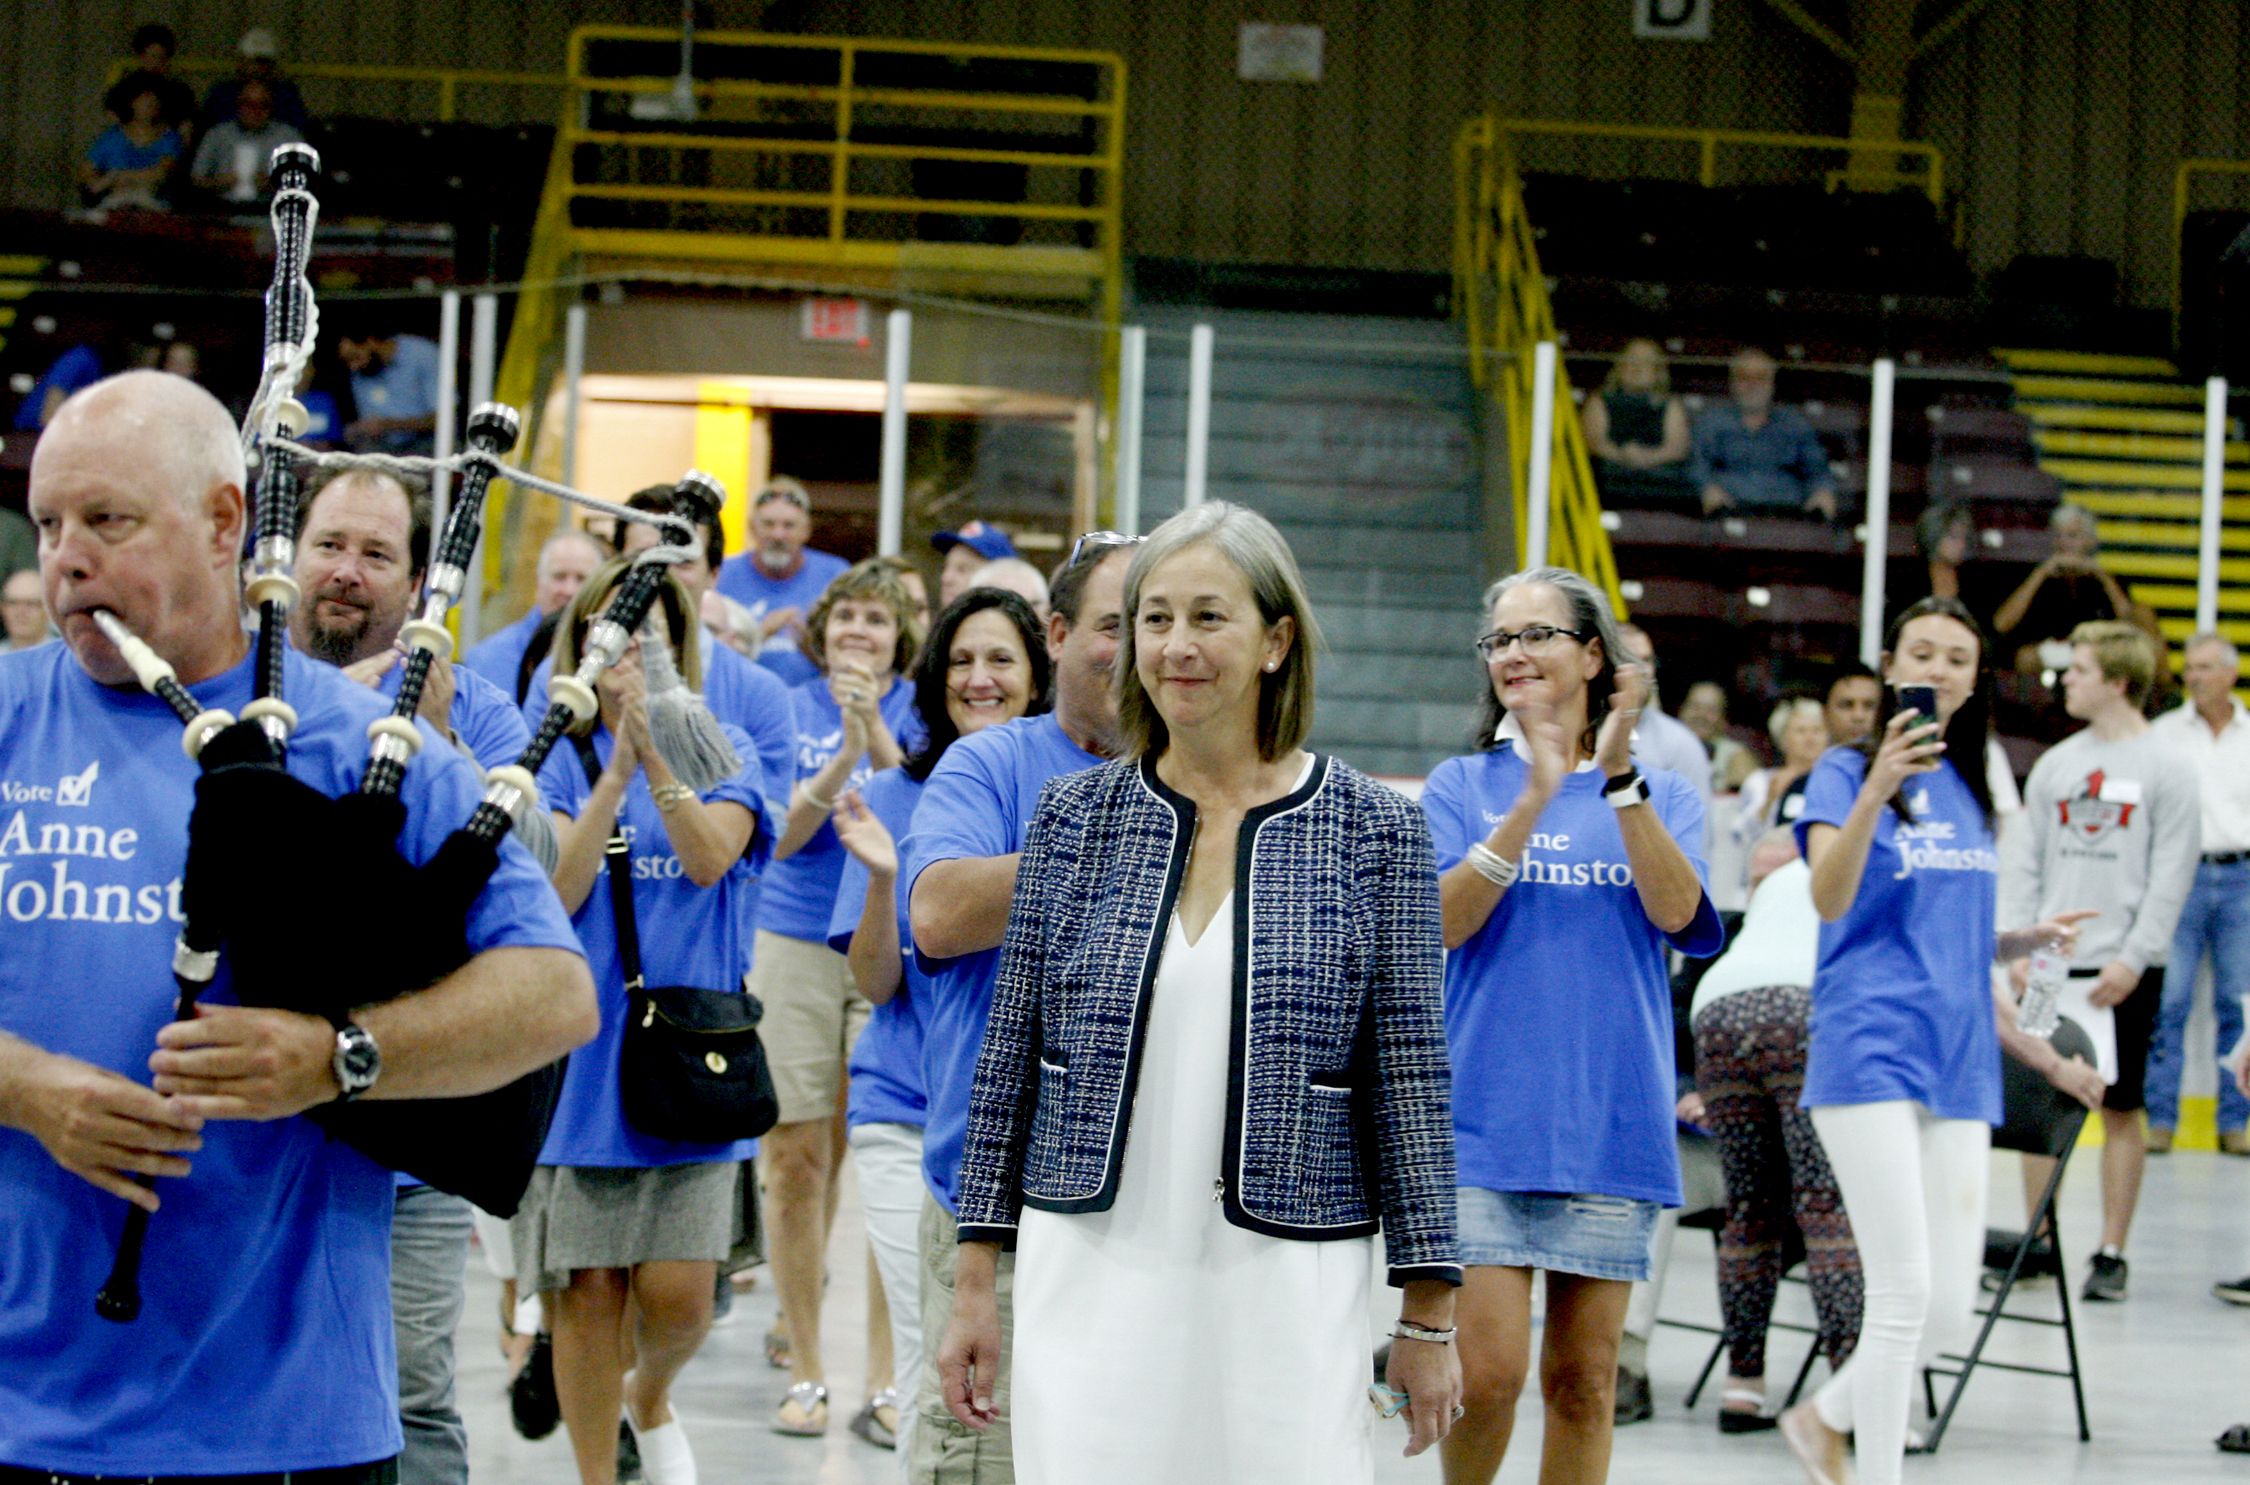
[{"xmin": 1456, "ymin": 1187, "xmax": 1660, "ymax": 1281}]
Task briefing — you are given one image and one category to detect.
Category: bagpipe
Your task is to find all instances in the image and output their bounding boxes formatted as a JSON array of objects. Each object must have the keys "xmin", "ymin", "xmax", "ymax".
[{"xmin": 94, "ymin": 144, "xmax": 726, "ymax": 1321}]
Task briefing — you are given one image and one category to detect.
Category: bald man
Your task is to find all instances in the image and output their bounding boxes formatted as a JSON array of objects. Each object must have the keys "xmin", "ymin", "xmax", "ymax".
[
  {"xmin": 967, "ymin": 556, "xmax": 1050, "ymax": 621},
  {"xmin": 1688, "ymin": 348, "xmax": 1839, "ymax": 520},
  {"xmin": 462, "ymin": 527, "xmax": 604, "ymax": 704},
  {"xmin": 0, "ymin": 370, "xmax": 594, "ymax": 1481}
]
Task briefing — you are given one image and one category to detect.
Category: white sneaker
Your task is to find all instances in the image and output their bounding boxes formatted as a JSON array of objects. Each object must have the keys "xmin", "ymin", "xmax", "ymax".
[{"xmin": 634, "ymin": 1418, "xmax": 697, "ymax": 1485}]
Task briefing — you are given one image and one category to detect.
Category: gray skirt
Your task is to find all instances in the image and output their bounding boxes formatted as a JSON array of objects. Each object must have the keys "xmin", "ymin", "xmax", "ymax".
[{"xmin": 510, "ymin": 1160, "xmax": 760, "ymax": 1296}]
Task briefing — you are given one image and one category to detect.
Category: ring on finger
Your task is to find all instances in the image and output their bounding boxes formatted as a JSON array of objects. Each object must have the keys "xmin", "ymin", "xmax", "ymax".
[{"xmin": 1452, "ymin": 1403, "xmax": 1467, "ymax": 1422}]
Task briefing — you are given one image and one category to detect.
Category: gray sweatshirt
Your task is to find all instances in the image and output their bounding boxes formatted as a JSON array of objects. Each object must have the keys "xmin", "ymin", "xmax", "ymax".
[{"xmin": 2000, "ymin": 726, "xmax": 2201, "ymax": 973}]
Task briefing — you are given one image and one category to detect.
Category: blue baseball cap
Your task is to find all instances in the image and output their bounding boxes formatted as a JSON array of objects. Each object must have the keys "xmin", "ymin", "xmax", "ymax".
[{"xmin": 931, "ymin": 520, "xmax": 1016, "ymax": 562}]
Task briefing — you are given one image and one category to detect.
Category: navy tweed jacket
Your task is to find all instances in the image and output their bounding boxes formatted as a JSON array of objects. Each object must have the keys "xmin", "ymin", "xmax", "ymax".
[{"xmin": 954, "ymin": 752, "xmax": 1461, "ymax": 1287}]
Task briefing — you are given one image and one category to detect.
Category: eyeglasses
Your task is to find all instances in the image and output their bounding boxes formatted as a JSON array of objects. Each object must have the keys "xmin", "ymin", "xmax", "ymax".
[
  {"xmin": 1474, "ymin": 624, "xmax": 1589, "ymax": 662},
  {"xmin": 1065, "ymin": 530, "xmax": 1145, "ymax": 568}
]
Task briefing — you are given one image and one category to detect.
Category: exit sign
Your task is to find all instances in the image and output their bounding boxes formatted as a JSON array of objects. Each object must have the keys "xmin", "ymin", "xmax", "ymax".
[{"xmin": 800, "ymin": 297, "xmax": 870, "ymax": 345}]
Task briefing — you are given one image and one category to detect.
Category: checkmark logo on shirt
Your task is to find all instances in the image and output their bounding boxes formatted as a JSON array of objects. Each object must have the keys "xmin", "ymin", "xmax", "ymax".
[{"xmin": 55, "ymin": 760, "xmax": 99, "ymax": 807}]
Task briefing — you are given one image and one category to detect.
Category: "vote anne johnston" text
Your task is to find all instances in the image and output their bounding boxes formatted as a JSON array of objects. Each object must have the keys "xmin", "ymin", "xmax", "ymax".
[{"xmin": 0, "ymin": 811, "xmax": 183, "ymax": 925}]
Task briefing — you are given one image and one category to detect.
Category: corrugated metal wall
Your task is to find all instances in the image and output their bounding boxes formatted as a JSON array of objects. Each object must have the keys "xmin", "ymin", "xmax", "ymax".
[{"xmin": 0, "ymin": 0, "xmax": 2239, "ymax": 306}]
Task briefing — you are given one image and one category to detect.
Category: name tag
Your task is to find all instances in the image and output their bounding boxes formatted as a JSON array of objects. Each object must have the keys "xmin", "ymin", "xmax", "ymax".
[{"xmin": 2100, "ymin": 778, "xmax": 2144, "ymax": 805}]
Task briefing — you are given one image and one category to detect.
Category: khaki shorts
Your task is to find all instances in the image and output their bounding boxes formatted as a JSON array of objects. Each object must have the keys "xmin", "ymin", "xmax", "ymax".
[
  {"xmin": 747, "ymin": 928, "xmax": 871, "ymax": 1125},
  {"xmin": 913, "ymin": 1193, "xmax": 1016, "ymax": 1485}
]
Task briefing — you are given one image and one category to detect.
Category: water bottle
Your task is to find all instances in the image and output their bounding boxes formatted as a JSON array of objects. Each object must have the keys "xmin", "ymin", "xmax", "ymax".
[{"xmin": 2019, "ymin": 948, "xmax": 2065, "ymax": 1039}]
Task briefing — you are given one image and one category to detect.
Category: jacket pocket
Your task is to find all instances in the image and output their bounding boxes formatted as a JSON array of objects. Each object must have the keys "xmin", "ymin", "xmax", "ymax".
[{"xmin": 1307, "ymin": 1066, "xmax": 1355, "ymax": 1096}]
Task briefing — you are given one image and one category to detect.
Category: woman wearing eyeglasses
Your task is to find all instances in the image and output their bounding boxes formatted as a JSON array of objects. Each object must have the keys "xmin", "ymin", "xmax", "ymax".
[{"xmin": 1421, "ymin": 567, "xmax": 1724, "ymax": 1485}]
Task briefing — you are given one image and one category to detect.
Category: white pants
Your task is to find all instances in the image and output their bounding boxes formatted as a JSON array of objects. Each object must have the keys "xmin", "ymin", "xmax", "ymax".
[
  {"xmin": 1808, "ymin": 1101, "xmax": 1989, "ymax": 1485},
  {"xmin": 851, "ymin": 1120, "xmax": 927, "ymax": 1474}
]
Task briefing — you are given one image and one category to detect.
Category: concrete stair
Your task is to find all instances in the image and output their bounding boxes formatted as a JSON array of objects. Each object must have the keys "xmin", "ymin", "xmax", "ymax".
[{"xmin": 1133, "ymin": 306, "xmax": 1489, "ymax": 778}]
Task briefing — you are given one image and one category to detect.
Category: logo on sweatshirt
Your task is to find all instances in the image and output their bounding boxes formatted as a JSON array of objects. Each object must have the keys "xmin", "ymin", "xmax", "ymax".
[{"xmin": 2057, "ymin": 769, "xmax": 2136, "ymax": 844}]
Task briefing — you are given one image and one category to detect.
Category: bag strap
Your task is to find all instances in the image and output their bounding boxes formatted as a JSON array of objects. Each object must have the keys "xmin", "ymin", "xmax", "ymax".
[{"xmin": 575, "ymin": 735, "xmax": 645, "ymax": 994}]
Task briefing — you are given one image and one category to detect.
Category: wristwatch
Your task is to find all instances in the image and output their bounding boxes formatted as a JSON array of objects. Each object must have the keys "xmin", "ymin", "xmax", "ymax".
[
  {"xmin": 331, "ymin": 1022, "xmax": 381, "ymax": 1102},
  {"xmin": 1603, "ymin": 769, "xmax": 1651, "ymax": 811}
]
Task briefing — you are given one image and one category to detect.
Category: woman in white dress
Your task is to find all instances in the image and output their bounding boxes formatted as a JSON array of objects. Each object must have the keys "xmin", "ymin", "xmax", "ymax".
[{"xmin": 936, "ymin": 503, "xmax": 1464, "ymax": 1484}]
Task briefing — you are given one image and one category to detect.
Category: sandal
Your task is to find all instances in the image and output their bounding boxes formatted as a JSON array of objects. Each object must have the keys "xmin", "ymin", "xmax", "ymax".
[
  {"xmin": 1718, "ymin": 1385, "xmax": 1776, "ymax": 1434},
  {"xmin": 773, "ymin": 1380, "xmax": 830, "ymax": 1436},
  {"xmin": 2220, "ymin": 1423, "xmax": 2250, "ymax": 1454},
  {"xmin": 850, "ymin": 1388, "xmax": 902, "ymax": 1449}
]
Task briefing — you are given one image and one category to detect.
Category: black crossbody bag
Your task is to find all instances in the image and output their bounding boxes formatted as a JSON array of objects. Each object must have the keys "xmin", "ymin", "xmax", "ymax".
[{"xmin": 577, "ymin": 740, "xmax": 779, "ymax": 1143}]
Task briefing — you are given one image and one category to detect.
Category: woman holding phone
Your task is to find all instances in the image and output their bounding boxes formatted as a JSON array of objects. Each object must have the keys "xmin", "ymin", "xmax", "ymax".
[{"xmin": 1778, "ymin": 596, "xmax": 2087, "ymax": 1485}]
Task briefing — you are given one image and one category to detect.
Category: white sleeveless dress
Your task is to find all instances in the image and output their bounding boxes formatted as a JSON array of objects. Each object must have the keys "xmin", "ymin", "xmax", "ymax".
[{"xmin": 1011, "ymin": 890, "xmax": 1378, "ymax": 1484}]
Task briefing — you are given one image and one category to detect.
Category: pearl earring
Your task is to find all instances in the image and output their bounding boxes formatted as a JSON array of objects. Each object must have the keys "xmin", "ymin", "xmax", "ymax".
[{"xmin": 1264, "ymin": 660, "xmax": 1277, "ymax": 672}]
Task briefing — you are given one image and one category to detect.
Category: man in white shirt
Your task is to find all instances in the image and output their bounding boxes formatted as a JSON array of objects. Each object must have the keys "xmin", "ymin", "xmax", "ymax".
[
  {"xmin": 1614, "ymin": 623, "xmax": 1713, "ymax": 853},
  {"xmin": 2148, "ymin": 632, "xmax": 2250, "ymax": 1161}
]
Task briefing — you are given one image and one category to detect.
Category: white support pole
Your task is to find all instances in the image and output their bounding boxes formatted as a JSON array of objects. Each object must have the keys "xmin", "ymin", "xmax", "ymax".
[
  {"xmin": 1183, "ymin": 323, "xmax": 1214, "ymax": 508},
  {"xmin": 1115, "ymin": 325, "xmax": 1147, "ymax": 535},
  {"xmin": 460, "ymin": 293, "xmax": 500, "ymax": 646},
  {"xmin": 878, "ymin": 308, "xmax": 911, "ymax": 557},
  {"xmin": 1860, "ymin": 358, "xmax": 1897, "ymax": 668},
  {"xmin": 430, "ymin": 291, "xmax": 461, "ymax": 550},
  {"xmin": 1522, "ymin": 340, "xmax": 1558, "ymax": 568},
  {"xmin": 2199, "ymin": 374, "xmax": 2227, "ymax": 634},
  {"xmin": 560, "ymin": 303, "xmax": 588, "ymax": 488}
]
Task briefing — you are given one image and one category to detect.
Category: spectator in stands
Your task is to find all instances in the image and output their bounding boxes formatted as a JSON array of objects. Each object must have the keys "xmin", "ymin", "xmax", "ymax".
[
  {"xmin": 2149, "ymin": 633, "xmax": 2250, "ymax": 1161},
  {"xmin": 932, "ymin": 520, "xmax": 1018, "ymax": 607},
  {"xmin": 713, "ymin": 478, "xmax": 850, "ymax": 682},
  {"xmin": 79, "ymin": 78, "xmax": 183, "ymax": 210},
  {"xmin": 103, "ymin": 23, "xmax": 196, "ymax": 139},
  {"xmin": 199, "ymin": 27, "xmax": 310, "ymax": 134},
  {"xmin": 967, "ymin": 556, "xmax": 1049, "ymax": 620},
  {"xmin": 1680, "ymin": 680, "xmax": 1758, "ymax": 792},
  {"xmin": 1584, "ymin": 338, "xmax": 1693, "ymax": 511},
  {"xmin": 1991, "ymin": 503, "xmax": 2154, "ymax": 675},
  {"xmin": 1735, "ymin": 698, "xmax": 1830, "ymax": 876},
  {"xmin": 1614, "ymin": 623, "xmax": 1714, "ymax": 849},
  {"xmin": 160, "ymin": 339, "xmax": 199, "ymax": 382},
  {"xmin": 1822, "ymin": 662, "xmax": 1882, "ymax": 747},
  {"xmin": 190, "ymin": 79, "xmax": 305, "ymax": 207},
  {"xmin": 1690, "ymin": 349, "xmax": 1839, "ymax": 520},
  {"xmin": 1691, "ymin": 827, "xmax": 1862, "ymax": 1432},
  {"xmin": 336, "ymin": 322, "xmax": 444, "ymax": 456},
  {"xmin": 10, "ymin": 337, "xmax": 157, "ymax": 433},
  {"xmin": 1909, "ymin": 500, "xmax": 1991, "ymax": 615},
  {"xmin": 2, "ymin": 568, "xmax": 51, "ymax": 652}
]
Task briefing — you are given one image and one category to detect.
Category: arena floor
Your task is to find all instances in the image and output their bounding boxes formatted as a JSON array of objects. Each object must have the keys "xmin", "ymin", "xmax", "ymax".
[{"xmin": 459, "ymin": 1147, "xmax": 2250, "ymax": 1483}]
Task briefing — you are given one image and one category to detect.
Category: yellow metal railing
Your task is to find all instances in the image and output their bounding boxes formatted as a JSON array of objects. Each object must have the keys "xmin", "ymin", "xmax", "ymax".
[
  {"xmin": 112, "ymin": 57, "xmax": 567, "ymax": 123},
  {"xmin": 1453, "ymin": 117, "xmax": 1622, "ymax": 610},
  {"xmin": 2173, "ymin": 157, "xmax": 2250, "ymax": 346},
  {"xmin": 1483, "ymin": 115, "xmax": 1944, "ymax": 207}
]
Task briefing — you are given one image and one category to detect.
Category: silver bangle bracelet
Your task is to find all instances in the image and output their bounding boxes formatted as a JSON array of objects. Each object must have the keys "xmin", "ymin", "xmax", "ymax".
[
  {"xmin": 1392, "ymin": 1320, "xmax": 1457, "ymax": 1345},
  {"xmin": 1465, "ymin": 841, "xmax": 1520, "ymax": 888}
]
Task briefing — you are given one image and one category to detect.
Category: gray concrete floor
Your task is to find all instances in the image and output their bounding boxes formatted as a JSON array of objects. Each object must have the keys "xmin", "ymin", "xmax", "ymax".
[{"xmin": 460, "ymin": 1146, "xmax": 2250, "ymax": 1483}]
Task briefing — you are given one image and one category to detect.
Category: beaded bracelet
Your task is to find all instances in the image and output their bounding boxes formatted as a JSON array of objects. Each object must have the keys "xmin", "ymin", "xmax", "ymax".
[{"xmin": 1391, "ymin": 1320, "xmax": 1458, "ymax": 1345}]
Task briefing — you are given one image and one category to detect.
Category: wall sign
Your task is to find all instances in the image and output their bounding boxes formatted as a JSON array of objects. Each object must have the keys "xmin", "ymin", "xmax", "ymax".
[
  {"xmin": 1634, "ymin": 0, "xmax": 1712, "ymax": 40},
  {"xmin": 1238, "ymin": 23, "xmax": 1324, "ymax": 83},
  {"xmin": 799, "ymin": 297, "xmax": 870, "ymax": 346}
]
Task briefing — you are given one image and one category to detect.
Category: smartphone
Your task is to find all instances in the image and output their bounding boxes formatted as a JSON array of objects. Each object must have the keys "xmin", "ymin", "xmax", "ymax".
[{"xmin": 1895, "ymin": 683, "xmax": 1939, "ymax": 726}]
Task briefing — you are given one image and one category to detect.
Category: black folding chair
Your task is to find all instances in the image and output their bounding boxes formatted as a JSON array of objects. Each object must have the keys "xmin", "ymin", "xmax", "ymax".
[
  {"xmin": 1919, "ymin": 1018, "xmax": 2097, "ymax": 1452},
  {"xmin": 1670, "ymin": 1206, "xmax": 1827, "ymax": 1411}
]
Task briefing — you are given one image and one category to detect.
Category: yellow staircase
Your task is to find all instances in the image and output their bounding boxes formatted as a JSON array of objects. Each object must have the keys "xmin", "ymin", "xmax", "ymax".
[
  {"xmin": 0, "ymin": 254, "xmax": 47, "ymax": 363},
  {"xmin": 2003, "ymin": 348, "xmax": 2250, "ymax": 676}
]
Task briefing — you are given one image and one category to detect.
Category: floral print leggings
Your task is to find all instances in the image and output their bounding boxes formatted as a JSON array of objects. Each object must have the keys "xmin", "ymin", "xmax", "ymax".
[{"xmin": 1692, "ymin": 984, "xmax": 1865, "ymax": 1376}]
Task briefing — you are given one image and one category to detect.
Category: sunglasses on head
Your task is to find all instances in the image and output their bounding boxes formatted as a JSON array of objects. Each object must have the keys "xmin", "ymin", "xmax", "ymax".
[
  {"xmin": 1065, "ymin": 530, "xmax": 1145, "ymax": 568},
  {"xmin": 754, "ymin": 485, "xmax": 810, "ymax": 513}
]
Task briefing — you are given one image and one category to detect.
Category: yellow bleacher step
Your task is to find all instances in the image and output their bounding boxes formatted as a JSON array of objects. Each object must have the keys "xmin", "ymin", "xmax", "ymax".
[
  {"xmin": 2073, "ymin": 491, "xmax": 2250, "ymax": 520},
  {"xmin": 2133, "ymin": 581, "xmax": 2250, "ymax": 609},
  {"xmin": 2094, "ymin": 521, "xmax": 2250, "ymax": 552},
  {"xmin": 1998, "ymin": 348, "xmax": 2180, "ymax": 377},
  {"xmin": 2159, "ymin": 616, "xmax": 2250, "ymax": 646},
  {"xmin": 2105, "ymin": 551, "xmax": 2250, "ymax": 582},
  {"xmin": 2013, "ymin": 376, "xmax": 2206, "ymax": 406},
  {"xmin": 2019, "ymin": 404, "xmax": 2211, "ymax": 434},
  {"xmin": 2044, "ymin": 458, "xmax": 2250, "ymax": 491},
  {"xmin": 0, "ymin": 308, "xmax": 13, "ymax": 329},
  {"xmin": 0, "ymin": 255, "xmax": 44, "ymax": 276},
  {"xmin": 2034, "ymin": 429, "xmax": 2247, "ymax": 461}
]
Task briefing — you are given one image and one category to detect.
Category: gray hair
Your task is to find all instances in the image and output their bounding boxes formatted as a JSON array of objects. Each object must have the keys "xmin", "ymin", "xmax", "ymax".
[
  {"xmin": 2185, "ymin": 630, "xmax": 2240, "ymax": 668},
  {"xmin": 1766, "ymin": 695, "xmax": 1825, "ymax": 748},
  {"xmin": 1476, "ymin": 566, "xmax": 1623, "ymax": 753},
  {"xmin": 537, "ymin": 528, "xmax": 605, "ymax": 578},
  {"xmin": 2049, "ymin": 502, "xmax": 2096, "ymax": 536},
  {"xmin": 1115, "ymin": 501, "xmax": 1322, "ymax": 762}
]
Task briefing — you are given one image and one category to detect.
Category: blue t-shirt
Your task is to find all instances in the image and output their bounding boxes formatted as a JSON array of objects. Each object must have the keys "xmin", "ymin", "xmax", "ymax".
[
  {"xmin": 1422, "ymin": 746, "xmax": 1723, "ymax": 1206},
  {"xmin": 758, "ymin": 647, "xmax": 822, "ymax": 688},
  {"xmin": 461, "ymin": 607, "xmax": 546, "ymax": 704},
  {"xmin": 827, "ymin": 766, "xmax": 931, "ymax": 1130},
  {"xmin": 714, "ymin": 547, "xmax": 850, "ymax": 665},
  {"xmin": 536, "ymin": 723, "xmax": 770, "ymax": 1167},
  {"xmin": 0, "ymin": 644, "xmax": 581, "ymax": 1475},
  {"xmin": 758, "ymin": 674, "xmax": 925, "ymax": 944},
  {"xmin": 373, "ymin": 656, "xmax": 530, "ymax": 773},
  {"xmin": 12, "ymin": 345, "xmax": 103, "ymax": 431},
  {"xmin": 1793, "ymin": 747, "xmax": 2003, "ymax": 1124},
  {"xmin": 348, "ymin": 334, "xmax": 443, "ymax": 452},
  {"xmin": 900, "ymin": 712, "xmax": 1101, "ymax": 1212},
  {"xmin": 87, "ymin": 124, "xmax": 183, "ymax": 175}
]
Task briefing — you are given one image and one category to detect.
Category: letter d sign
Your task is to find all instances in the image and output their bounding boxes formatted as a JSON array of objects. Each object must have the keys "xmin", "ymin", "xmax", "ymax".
[{"xmin": 1634, "ymin": 0, "xmax": 1712, "ymax": 40}]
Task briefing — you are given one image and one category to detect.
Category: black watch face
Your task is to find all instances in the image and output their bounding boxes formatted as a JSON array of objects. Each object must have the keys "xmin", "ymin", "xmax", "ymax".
[{"xmin": 338, "ymin": 1030, "xmax": 379, "ymax": 1089}]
